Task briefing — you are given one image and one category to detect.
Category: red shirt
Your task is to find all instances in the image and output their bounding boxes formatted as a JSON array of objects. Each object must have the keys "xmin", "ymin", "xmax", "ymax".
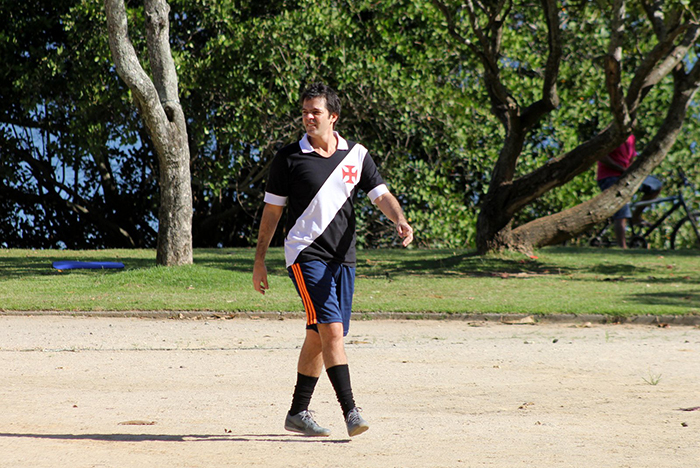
[{"xmin": 597, "ymin": 134, "xmax": 636, "ymax": 180}]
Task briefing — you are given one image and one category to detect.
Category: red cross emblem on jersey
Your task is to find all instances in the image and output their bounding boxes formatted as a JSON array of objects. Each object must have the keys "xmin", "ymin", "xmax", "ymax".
[{"xmin": 342, "ymin": 165, "xmax": 358, "ymax": 184}]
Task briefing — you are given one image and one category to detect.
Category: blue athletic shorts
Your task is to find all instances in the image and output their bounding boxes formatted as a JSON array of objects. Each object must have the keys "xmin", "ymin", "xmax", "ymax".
[
  {"xmin": 597, "ymin": 175, "xmax": 663, "ymax": 219},
  {"xmin": 288, "ymin": 260, "xmax": 356, "ymax": 336}
]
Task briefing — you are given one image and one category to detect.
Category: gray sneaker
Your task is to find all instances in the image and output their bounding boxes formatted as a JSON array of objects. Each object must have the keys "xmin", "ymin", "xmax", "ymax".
[
  {"xmin": 345, "ymin": 407, "xmax": 369, "ymax": 437},
  {"xmin": 284, "ymin": 410, "xmax": 331, "ymax": 437}
]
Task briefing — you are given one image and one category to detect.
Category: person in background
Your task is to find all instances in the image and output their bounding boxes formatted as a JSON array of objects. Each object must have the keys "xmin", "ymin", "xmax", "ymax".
[{"xmin": 597, "ymin": 134, "xmax": 663, "ymax": 248}]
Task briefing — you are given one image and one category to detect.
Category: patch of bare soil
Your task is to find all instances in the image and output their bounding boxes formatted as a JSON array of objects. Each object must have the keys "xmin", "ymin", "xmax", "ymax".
[{"xmin": 0, "ymin": 315, "xmax": 699, "ymax": 467}]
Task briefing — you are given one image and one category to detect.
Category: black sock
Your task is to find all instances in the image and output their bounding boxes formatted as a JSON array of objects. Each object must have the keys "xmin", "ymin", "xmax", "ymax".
[
  {"xmin": 326, "ymin": 364, "xmax": 356, "ymax": 417},
  {"xmin": 289, "ymin": 373, "xmax": 319, "ymax": 416}
]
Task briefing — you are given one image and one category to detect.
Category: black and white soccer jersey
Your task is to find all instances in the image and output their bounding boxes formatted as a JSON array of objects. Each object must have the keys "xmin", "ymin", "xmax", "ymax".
[{"xmin": 264, "ymin": 132, "xmax": 388, "ymax": 268}]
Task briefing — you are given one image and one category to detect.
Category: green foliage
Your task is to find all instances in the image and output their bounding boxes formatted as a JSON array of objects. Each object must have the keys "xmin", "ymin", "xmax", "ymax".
[
  {"xmin": 380, "ymin": 160, "xmax": 475, "ymax": 248},
  {"xmin": 457, "ymin": 0, "xmax": 700, "ymax": 248},
  {"xmin": 2, "ymin": 0, "xmax": 700, "ymax": 251},
  {"xmin": 0, "ymin": 0, "xmax": 158, "ymax": 248},
  {"xmin": 169, "ymin": 0, "xmax": 484, "ymax": 247}
]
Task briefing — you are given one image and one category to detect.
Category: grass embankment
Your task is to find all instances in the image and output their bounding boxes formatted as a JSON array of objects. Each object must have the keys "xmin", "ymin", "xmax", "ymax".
[{"xmin": 0, "ymin": 247, "xmax": 698, "ymax": 317}]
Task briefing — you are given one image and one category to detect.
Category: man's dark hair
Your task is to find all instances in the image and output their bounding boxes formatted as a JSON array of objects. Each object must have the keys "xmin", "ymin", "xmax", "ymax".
[{"xmin": 301, "ymin": 82, "xmax": 341, "ymax": 120}]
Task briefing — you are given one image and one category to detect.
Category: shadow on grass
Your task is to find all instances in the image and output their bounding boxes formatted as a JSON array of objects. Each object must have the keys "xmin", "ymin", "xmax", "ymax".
[
  {"xmin": 626, "ymin": 290, "xmax": 700, "ymax": 309},
  {"xmin": 552, "ymin": 247, "xmax": 698, "ymax": 284},
  {"xmin": 0, "ymin": 249, "xmax": 260, "ymax": 280},
  {"xmin": 192, "ymin": 248, "xmax": 258, "ymax": 273},
  {"xmin": 587, "ymin": 263, "xmax": 655, "ymax": 276},
  {"xmin": 357, "ymin": 250, "xmax": 574, "ymax": 278},
  {"xmin": 0, "ymin": 256, "xmax": 153, "ymax": 280},
  {"xmin": 590, "ymin": 275, "xmax": 699, "ymax": 286},
  {"xmin": 1, "ymin": 247, "xmax": 697, "ymax": 282},
  {"xmin": 351, "ymin": 247, "xmax": 700, "ymax": 296},
  {"xmin": 550, "ymin": 246, "xmax": 700, "ymax": 260}
]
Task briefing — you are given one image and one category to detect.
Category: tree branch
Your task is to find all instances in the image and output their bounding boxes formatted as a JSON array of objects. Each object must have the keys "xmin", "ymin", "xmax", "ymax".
[
  {"xmin": 144, "ymin": 0, "xmax": 182, "ymax": 123},
  {"xmin": 641, "ymin": 0, "xmax": 665, "ymax": 38},
  {"xmin": 626, "ymin": 22, "xmax": 689, "ymax": 112},
  {"xmin": 466, "ymin": 0, "xmax": 515, "ymax": 113},
  {"xmin": 509, "ymin": 51, "xmax": 700, "ymax": 251},
  {"xmin": 104, "ymin": 0, "xmax": 168, "ymax": 136},
  {"xmin": 522, "ymin": 0, "xmax": 561, "ymax": 130},
  {"xmin": 605, "ymin": 0, "xmax": 631, "ymax": 131},
  {"xmin": 503, "ymin": 126, "xmax": 622, "ymax": 217},
  {"xmin": 685, "ymin": 45, "xmax": 700, "ymax": 89},
  {"xmin": 15, "ymin": 147, "xmax": 139, "ymax": 246},
  {"xmin": 643, "ymin": 23, "xmax": 700, "ymax": 89},
  {"xmin": 431, "ymin": 1, "xmax": 492, "ymax": 76},
  {"xmin": 502, "ymin": 17, "xmax": 700, "ymax": 226}
]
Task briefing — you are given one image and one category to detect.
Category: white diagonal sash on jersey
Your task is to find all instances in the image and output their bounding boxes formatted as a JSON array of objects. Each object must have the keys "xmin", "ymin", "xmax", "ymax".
[{"xmin": 284, "ymin": 145, "xmax": 367, "ymax": 267}]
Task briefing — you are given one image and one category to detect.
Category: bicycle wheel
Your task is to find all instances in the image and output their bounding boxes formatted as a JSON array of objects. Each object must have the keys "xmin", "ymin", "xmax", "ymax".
[
  {"xmin": 670, "ymin": 211, "xmax": 700, "ymax": 249},
  {"xmin": 589, "ymin": 236, "xmax": 613, "ymax": 247},
  {"xmin": 629, "ymin": 235, "xmax": 648, "ymax": 249}
]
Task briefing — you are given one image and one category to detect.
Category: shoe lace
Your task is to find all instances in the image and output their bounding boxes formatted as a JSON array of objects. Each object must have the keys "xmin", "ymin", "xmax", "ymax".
[
  {"xmin": 300, "ymin": 410, "xmax": 319, "ymax": 425},
  {"xmin": 347, "ymin": 407, "xmax": 363, "ymax": 423}
]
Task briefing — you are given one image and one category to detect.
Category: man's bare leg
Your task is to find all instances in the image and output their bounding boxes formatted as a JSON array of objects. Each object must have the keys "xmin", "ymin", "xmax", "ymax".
[
  {"xmin": 614, "ymin": 218, "xmax": 628, "ymax": 248},
  {"xmin": 631, "ymin": 190, "xmax": 661, "ymax": 225},
  {"xmin": 318, "ymin": 323, "xmax": 369, "ymax": 436},
  {"xmin": 285, "ymin": 329, "xmax": 330, "ymax": 436},
  {"xmin": 317, "ymin": 322, "xmax": 347, "ymax": 368},
  {"xmin": 297, "ymin": 329, "xmax": 324, "ymax": 377}
]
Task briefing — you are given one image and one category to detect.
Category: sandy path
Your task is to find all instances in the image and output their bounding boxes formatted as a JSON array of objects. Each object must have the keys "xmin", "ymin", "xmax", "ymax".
[{"xmin": 0, "ymin": 315, "xmax": 699, "ymax": 467}]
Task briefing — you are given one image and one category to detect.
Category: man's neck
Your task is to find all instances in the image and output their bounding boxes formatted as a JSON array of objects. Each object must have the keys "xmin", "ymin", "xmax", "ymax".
[{"xmin": 308, "ymin": 130, "xmax": 337, "ymax": 158}]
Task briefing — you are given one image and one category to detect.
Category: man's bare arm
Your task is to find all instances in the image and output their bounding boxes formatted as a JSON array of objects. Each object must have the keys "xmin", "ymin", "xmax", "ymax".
[
  {"xmin": 599, "ymin": 154, "xmax": 627, "ymax": 173},
  {"xmin": 252, "ymin": 203, "xmax": 284, "ymax": 294},
  {"xmin": 374, "ymin": 193, "xmax": 413, "ymax": 247}
]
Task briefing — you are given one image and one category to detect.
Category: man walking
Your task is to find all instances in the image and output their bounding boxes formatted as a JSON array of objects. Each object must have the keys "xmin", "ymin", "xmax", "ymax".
[{"xmin": 252, "ymin": 83, "xmax": 413, "ymax": 437}]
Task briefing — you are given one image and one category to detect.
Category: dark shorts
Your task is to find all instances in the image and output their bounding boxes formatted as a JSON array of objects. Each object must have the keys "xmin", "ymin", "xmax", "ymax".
[
  {"xmin": 288, "ymin": 260, "xmax": 356, "ymax": 336},
  {"xmin": 597, "ymin": 175, "xmax": 663, "ymax": 219}
]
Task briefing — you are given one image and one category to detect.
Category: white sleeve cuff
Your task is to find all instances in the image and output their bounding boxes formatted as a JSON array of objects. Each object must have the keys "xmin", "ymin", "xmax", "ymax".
[
  {"xmin": 368, "ymin": 184, "xmax": 389, "ymax": 204},
  {"xmin": 264, "ymin": 192, "xmax": 287, "ymax": 206}
]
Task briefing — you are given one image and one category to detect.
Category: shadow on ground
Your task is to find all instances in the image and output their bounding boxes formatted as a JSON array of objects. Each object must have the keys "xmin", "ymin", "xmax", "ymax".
[{"xmin": 0, "ymin": 432, "xmax": 350, "ymax": 444}]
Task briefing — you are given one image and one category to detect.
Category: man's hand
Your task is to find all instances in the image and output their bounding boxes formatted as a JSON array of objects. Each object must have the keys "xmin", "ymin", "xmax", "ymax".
[
  {"xmin": 253, "ymin": 261, "xmax": 269, "ymax": 295},
  {"xmin": 397, "ymin": 220, "xmax": 413, "ymax": 247}
]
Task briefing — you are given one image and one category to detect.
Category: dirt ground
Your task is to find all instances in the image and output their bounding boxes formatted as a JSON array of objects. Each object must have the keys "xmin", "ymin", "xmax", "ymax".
[{"xmin": 0, "ymin": 314, "xmax": 699, "ymax": 468}]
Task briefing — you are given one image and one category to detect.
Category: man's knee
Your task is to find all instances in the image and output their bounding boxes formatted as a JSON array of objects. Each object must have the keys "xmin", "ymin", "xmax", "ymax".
[
  {"xmin": 317, "ymin": 322, "xmax": 345, "ymax": 341},
  {"xmin": 317, "ymin": 322, "xmax": 347, "ymax": 367},
  {"xmin": 641, "ymin": 175, "xmax": 663, "ymax": 195}
]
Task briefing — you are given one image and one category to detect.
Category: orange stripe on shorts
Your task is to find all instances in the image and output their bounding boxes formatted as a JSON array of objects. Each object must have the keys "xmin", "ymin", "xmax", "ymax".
[{"xmin": 291, "ymin": 264, "xmax": 317, "ymax": 326}]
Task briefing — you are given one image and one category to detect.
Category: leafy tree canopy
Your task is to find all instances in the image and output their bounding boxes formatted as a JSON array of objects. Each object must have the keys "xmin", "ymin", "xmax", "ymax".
[{"xmin": 2, "ymin": 0, "xmax": 699, "ymax": 251}]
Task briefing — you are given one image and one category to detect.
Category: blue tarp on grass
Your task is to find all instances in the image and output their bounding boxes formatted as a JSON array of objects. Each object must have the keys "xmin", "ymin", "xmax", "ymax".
[{"xmin": 52, "ymin": 261, "xmax": 125, "ymax": 270}]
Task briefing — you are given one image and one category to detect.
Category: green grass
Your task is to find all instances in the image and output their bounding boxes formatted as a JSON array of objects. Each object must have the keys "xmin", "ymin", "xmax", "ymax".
[{"xmin": 0, "ymin": 247, "xmax": 699, "ymax": 317}]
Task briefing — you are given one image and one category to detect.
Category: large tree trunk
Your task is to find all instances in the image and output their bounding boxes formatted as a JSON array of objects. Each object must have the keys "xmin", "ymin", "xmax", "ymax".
[
  {"xmin": 509, "ymin": 71, "xmax": 700, "ymax": 253},
  {"xmin": 104, "ymin": 0, "xmax": 192, "ymax": 266},
  {"xmin": 435, "ymin": 0, "xmax": 700, "ymax": 255}
]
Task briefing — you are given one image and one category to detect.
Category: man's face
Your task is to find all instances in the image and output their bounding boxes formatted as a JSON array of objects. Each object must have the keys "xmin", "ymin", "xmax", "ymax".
[{"xmin": 301, "ymin": 97, "xmax": 338, "ymax": 139}]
